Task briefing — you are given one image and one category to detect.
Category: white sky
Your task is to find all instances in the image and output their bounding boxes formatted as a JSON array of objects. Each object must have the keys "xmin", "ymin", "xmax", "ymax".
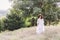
[
  {"xmin": 0, "ymin": 0, "xmax": 60, "ymax": 11},
  {"xmin": 0, "ymin": 0, "xmax": 11, "ymax": 10},
  {"xmin": 57, "ymin": 2, "xmax": 60, "ymax": 7}
]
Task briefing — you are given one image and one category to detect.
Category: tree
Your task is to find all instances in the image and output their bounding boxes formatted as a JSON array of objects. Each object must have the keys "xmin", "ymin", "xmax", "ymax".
[
  {"xmin": 9, "ymin": 0, "xmax": 60, "ymax": 26},
  {"xmin": 3, "ymin": 9, "xmax": 25, "ymax": 31}
]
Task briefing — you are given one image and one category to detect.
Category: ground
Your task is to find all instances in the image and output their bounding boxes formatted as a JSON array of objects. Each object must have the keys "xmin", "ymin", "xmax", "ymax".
[{"xmin": 0, "ymin": 25, "xmax": 60, "ymax": 40}]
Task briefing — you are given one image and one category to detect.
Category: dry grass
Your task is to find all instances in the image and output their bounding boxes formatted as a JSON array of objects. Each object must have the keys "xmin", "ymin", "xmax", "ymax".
[{"xmin": 0, "ymin": 25, "xmax": 60, "ymax": 40}]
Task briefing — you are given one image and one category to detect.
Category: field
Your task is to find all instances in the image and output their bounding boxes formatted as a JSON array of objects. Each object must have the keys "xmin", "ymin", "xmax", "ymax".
[{"xmin": 0, "ymin": 25, "xmax": 60, "ymax": 40}]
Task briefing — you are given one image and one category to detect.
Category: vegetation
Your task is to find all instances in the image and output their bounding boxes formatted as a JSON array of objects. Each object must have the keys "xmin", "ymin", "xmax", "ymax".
[
  {"xmin": 3, "ymin": 9, "xmax": 25, "ymax": 31},
  {"xmin": 9, "ymin": 0, "xmax": 60, "ymax": 25},
  {"xmin": 0, "ymin": 0, "xmax": 60, "ymax": 31},
  {"xmin": 0, "ymin": 26, "xmax": 60, "ymax": 40}
]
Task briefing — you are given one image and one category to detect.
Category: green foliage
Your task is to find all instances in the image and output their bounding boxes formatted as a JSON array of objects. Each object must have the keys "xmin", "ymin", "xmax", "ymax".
[
  {"xmin": 3, "ymin": 10, "xmax": 25, "ymax": 31},
  {"xmin": 8, "ymin": 0, "xmax": 60, "ymax": 28},
  {"xmin": 57, "ymin": 9, "xmax": 60, "ymax": 19},
  {"xmin": 0, "ymin": 19, "xmax": 5, "ymax": 32},
  {"xmin": 24, "ymin": 17, "xmax": 31, "ymax": 27},
  {"xmin": 0, "ymin": 0, "xmax": 60, "ymax": 32},
  {"xmin": 0, "ymin": 20, "xmax": 2, "ymax": 32}
]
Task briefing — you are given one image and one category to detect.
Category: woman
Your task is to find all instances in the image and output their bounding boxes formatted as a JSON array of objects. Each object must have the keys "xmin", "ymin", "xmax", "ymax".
[{"xmin": 36, "ymin": 14, "xmax": 45, "ymax": 34}]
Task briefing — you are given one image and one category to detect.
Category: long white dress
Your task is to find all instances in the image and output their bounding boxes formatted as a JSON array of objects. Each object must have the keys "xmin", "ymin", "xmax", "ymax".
[{"xmin": 36, "ymin": 18, "xmax": 45, "ymax": 34}]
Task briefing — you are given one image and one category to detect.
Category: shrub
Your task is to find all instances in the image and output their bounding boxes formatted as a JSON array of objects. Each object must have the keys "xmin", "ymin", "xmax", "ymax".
[
  {"xmin": 3, "ymin": 13, "xmax": 25, "ymax": 31},
  {"xmin": 0, "ymin": 19, "xmax": 5, "ymax": 32}
]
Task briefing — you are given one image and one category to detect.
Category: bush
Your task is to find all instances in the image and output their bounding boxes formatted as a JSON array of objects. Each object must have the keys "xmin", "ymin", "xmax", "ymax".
[
  {"xmin": 24, "ymin": 17, "xmax": 31, "ymax": 27},
  {"xmin": 0, "ymin": 20, "xmax": 2, "ymax": 32},
  {"xmin": 3, "ymin": 13, "xmax": 25, "ymax": 31},
  {"xmin": 0, "ymin": 19, "xmax": 5, "ymax": 32}
]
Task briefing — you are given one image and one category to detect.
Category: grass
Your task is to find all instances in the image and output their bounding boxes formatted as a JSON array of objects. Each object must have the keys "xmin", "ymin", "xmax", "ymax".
[{"xmin": 0, "ymin": 25, "xmax": 60, "ymax": 40}]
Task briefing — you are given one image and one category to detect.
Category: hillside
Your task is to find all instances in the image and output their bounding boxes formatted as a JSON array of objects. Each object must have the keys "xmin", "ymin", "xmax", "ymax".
[{"xmin": 0, "ymin": 25, "xmax": 60, "ymax": 40}]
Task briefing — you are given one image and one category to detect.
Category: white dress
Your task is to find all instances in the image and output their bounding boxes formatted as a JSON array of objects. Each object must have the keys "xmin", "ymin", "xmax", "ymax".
[{"xmin": 36, "ymin": 18, "xmax": 45, "ymax": 34}]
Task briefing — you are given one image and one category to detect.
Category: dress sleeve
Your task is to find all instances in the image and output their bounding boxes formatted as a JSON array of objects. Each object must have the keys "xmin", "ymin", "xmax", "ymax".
[
  {"xmin": 42, "ymin": 19, "xmax": 44, "ymax": 24},
  {"xmin": 37, "ymin": 19, "xmax": 39, "ymax": 25}
]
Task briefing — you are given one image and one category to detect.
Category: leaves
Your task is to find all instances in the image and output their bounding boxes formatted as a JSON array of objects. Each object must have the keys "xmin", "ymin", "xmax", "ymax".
[{"xmin": 9, "ymin": 0, "xmax": 60, "ymax": 26}]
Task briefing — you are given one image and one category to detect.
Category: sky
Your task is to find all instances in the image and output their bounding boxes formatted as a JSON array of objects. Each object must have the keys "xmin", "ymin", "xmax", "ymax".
[
  {"xmin": 0, "ymin": 0, "xmax": 60, "ymax": 10},
  {"xmin": 0, "ymin": 0, "xmax": 11, "ymax": 10},
  {"xmin": 57, "ymin": 2, "xmax": 60, "ymax": 7}
]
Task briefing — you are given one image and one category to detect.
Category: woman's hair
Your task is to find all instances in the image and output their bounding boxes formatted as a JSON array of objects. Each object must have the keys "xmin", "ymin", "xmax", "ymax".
[{"xmin": 38, "ymin": 14, "xmax": 43, "ymax": 19}]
